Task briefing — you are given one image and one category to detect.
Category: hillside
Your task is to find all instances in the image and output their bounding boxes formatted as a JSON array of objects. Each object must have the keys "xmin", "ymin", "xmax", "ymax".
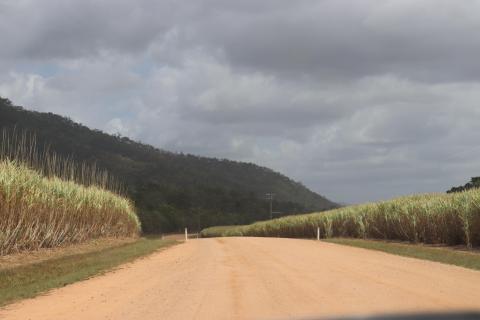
[{"xmin": 0, "ymin": 97, "xmax": 337, "ymax": 233}]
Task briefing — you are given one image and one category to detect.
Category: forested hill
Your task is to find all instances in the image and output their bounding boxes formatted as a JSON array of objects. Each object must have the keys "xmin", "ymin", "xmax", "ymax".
[{"xmin": 0, "ymin": 97, "xmax": 338, "ymax": 233}]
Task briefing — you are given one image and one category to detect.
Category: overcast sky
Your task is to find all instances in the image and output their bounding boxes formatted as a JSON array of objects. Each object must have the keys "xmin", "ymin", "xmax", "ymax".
[{"xmin": 1, "ymin": 0, "xmax": 480, "ymax": 203}]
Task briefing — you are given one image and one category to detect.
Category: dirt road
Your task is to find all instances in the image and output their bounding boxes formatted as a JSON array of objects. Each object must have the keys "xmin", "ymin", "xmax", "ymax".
[{"xmin": 2, "ymin": 237, "xmax": 480, "ymax": 319}]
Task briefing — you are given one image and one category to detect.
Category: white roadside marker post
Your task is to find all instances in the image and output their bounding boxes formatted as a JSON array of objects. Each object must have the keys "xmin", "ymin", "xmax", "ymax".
[
  {"xmin": 317, "ymin": 227, "xmax": 320, "ymax": 241},
  {"xmin": 185, "ymin": 228, "xmax": 188, "ymax": 241}
]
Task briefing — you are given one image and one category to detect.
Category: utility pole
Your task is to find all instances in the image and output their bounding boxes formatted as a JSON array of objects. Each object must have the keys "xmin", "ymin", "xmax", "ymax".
[{"xmin": 266, "ymin": 193, "xmax": 275, "ymax": 220}]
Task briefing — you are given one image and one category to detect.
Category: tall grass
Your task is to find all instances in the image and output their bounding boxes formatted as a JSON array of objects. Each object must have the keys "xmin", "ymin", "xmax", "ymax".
[
  {"xmin": 0, "ymin": 129, "xmax": 140, "ymax": 255},
  {"xmin": 200, "ymin": 191, "xmax": 480, "ymax": 248},
  {"xmin": 0, "ymin": 128, "xmax": 123, "ymax": 194}
]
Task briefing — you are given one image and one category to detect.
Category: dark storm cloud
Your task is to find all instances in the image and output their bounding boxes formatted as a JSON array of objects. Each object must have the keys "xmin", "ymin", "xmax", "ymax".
[
  {"xmin": 189, "ymin": 0, "xmax": 480, "ymax": 82},
  {"xmin": 3, "ymin": 0, "xmax": 480, "ymax": 82},
  {"xmin": 1, "ymin": 0, "xmax": 480, "ymax": 203}
]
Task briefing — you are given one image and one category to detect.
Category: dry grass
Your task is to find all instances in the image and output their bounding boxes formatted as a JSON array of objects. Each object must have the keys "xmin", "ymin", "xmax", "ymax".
[
  {"xmin": 0, "ymin": 160, "xmax": 140, "ymax": 255},
  {"xmin": 201, "ymin": 190, "xmax": 480, "ymax": 248},
  {"xmin": 0, "ymin": 129, "xmax": 140, "ymax": 255},
  {"xmin": 1, "ymin": 128, "xmax": 122, "ymax": 193}
]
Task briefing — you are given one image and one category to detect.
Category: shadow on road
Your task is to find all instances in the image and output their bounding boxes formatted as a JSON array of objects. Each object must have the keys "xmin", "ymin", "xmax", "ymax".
[{"xmin": 297, "ymin": 311, "xmax": 480, "ymax": 320}]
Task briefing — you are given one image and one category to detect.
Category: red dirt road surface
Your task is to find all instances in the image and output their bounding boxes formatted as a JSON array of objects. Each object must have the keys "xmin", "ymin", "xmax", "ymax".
[{"xmin": 2, "ymin": 237, "xmax": 480, "ymax": 319}]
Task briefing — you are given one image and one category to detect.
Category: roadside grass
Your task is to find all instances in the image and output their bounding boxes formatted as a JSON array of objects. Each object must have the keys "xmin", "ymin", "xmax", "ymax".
[
  {"xmin": 0, "ymin": 237, "xmax": 177, "ymax": 307},
  {"xmin": 325, "ymin": 238, "xmax": 480, "ymax": 271}
]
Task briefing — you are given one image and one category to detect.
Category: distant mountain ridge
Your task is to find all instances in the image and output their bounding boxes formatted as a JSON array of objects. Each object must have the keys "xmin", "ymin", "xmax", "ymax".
[{"xmin": 0, "ymin": 97, "xmax": 337, "ymax": 233}]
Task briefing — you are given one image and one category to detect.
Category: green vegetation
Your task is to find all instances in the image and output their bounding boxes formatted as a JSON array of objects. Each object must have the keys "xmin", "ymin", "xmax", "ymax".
[
  {"xmin": 325, "ymin": 238, "xmax": 480, "ymax": 271},
  {"xmin": 0, "ymin": 129, "xmax": 140, "ymax": 255},
  {"xmin": 199, "ymin": 225, "xmax": 245, "ymax": 237},
  {"xmin": 201, "ymin": 190, "xmax": 480, "ymax": 248},
  {"xmin": 448, "ymin": 177, "xmax": 480, "ymax": 193},
  {"xmin": 0, "ymin": 97, "xmax": 337, "ymax": 233},
  {"xmin": 0, "ymin": 237, "xmax": 176, "ymax": 306},
  {"xmin": 200, "ymin": 225, "xmax": 245, "ymax": 238}
]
